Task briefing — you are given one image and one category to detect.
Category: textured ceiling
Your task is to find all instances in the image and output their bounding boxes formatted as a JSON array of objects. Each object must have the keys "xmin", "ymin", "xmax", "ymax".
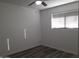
[{"xmin": 0, "ymin": 0, "xmax": 78, "ymax": 10}]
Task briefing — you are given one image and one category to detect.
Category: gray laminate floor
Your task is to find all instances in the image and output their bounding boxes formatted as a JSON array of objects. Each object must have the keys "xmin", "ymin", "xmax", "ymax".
[{"xmin": 7, "ymin": 45, "xmax": 79, "ymax": 58}]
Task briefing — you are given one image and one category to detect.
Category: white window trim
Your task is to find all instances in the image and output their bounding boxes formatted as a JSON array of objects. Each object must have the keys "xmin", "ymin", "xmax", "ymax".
[{"xmin": 51, "ymin": 12, "xmax": 78, "ymax": 29}]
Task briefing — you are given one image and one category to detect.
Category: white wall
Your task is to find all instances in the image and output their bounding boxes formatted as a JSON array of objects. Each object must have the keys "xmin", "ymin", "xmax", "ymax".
[
  {"xmin": 0, "ymin": 2, "xmax": 41, "ymax": 56},
  {"xmin": 40, "ymin": 2, "xmax": 78, "ymax": 55}
]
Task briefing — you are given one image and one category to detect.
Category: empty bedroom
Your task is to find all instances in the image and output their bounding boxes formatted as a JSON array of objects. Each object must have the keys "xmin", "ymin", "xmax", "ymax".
[{"xmin": 0, "ymin": 0, "xmax": 78, "ymax": 58}]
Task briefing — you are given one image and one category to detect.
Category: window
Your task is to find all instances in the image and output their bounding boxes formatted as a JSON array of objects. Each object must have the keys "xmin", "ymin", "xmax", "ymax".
[
  {"xmin": 51, "ymin": 12, "xmax": 78, "ymax": 29},
  {"xmin": 51, "ymin": 16, "xmax": 64, "ymax": 28},
  {"xmin": 66, "ymin": 15, "xmax": 78, "ymax": 28}
]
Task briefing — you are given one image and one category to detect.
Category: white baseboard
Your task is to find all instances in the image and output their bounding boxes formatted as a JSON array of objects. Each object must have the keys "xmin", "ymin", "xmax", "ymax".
[{"xmin": 42, "ymin": 44, "xmax": 78, "ymax": 55}]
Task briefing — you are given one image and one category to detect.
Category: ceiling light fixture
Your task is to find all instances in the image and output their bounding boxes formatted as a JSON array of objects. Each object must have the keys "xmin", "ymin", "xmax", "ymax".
[{"xmin": 35, "ymin": 1, "xmax": 42, "ymax": 5}]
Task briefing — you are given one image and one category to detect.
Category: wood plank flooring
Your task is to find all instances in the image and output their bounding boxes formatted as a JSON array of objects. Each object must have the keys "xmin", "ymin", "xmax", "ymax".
[{"xmin": 7, "ymin": 45, "xmax": 79, "ymax": 58}]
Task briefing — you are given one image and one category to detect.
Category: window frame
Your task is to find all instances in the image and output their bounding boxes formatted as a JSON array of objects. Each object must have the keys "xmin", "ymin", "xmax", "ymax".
[{"xmin": 51, "ymin": 13, "xmax": 78, "ymax": 29}]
